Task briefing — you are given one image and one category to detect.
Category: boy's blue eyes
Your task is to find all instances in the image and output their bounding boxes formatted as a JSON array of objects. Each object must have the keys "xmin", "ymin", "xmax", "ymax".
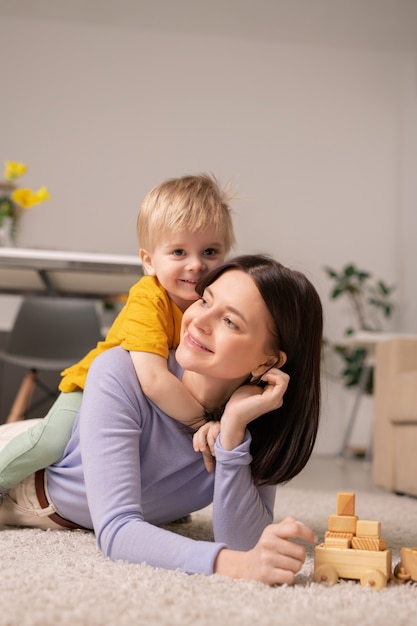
[{"xmin": 171, "ymin": 249, "xmax": 219, "ymax": 256}]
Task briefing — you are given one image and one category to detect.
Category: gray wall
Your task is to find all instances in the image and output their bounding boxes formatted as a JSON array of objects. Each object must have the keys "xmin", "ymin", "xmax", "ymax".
[{"xmin": 1, "ymin": 0, "xmax": 416, "ymax": 451}]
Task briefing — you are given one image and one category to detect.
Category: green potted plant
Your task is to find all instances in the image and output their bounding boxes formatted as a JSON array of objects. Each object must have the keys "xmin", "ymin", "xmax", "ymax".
[{"xmin": 323, "ymin": 263, "xmax": 396, "ymax": 393}]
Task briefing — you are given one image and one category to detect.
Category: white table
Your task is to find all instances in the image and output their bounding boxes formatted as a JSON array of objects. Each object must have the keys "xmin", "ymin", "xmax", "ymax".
[{"xmin": 0, "ymin": 247, "xmax": 143, "ymax": 297}]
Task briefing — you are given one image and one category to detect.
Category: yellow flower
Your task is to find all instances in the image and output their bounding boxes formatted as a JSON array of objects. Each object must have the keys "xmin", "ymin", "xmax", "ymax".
[
  {"xmin": 4, "ymin": 161, "xmax": 27, "ymax": 181},
  {"xmin": 34, "ymin": 186, "xmax": 50, "ymax": 202},
  {"xmin": 12, "ymin": 186, "xmax": 51, "ymax": 210}
]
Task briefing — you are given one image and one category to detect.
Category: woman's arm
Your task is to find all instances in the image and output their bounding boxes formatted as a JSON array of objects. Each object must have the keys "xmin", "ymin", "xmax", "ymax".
[
  {"xmin": 207, "ymin": 368, "xmax": 292, "ymax": 549},
  {"xmin": 212, "ymin": 366, "xmax": 318, "ymax": 582},
  {"xmin": 193, "ymin": 423, "xmax": 318, "ymax": 584},
  {"xmin": 212, "ymin": 431, "xmax": 276, "ymax": 549}
]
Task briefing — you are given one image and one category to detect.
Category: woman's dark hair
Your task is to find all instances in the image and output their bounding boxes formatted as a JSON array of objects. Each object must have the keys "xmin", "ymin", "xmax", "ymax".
[{"xmin": 196, "ymin": 254, "xmax": 323, "ymax": 486}]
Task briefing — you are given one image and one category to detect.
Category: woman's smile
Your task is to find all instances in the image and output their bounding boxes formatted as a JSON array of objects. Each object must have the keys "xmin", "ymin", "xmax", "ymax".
[{"xmin": 184, "ymin": 331, "xmax": 213, "ymax": 353}]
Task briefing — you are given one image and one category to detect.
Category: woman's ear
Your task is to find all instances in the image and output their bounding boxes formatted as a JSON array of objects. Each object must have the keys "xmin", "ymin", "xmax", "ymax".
[
  {"xmin": 250, "ymin": 351, "xmax": 287, "ymax": 379},
  {"xmin": 276, "ymin": 351, "xmax": 287, "ymax": 368},
  {"xmin": 140, "ymin": 249, "xmax": 156, "ymax": 276}
]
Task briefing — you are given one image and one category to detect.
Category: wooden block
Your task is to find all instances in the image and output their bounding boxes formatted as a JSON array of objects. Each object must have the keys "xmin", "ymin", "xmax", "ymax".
[
  {"xmin": 324, "ymin": 530, "xmax": 353, "ymax": 539},
  {"xmin": 328, "ymin": 514, "xmax": 358, "ymax": 534},
  {"xmin": 352, "ymin": 537, "xmax": 387, "ymax": 551},
  {"xmin": 356, "ymin": 520, "xmax": 381, "ymax": 538},
  {"xmin": 325, "ymin": 536, "xmax": 352, "ymax": 548},
  {"xmin": 336, "ymin": 492, "xmax": 355, "ymax": 516}
]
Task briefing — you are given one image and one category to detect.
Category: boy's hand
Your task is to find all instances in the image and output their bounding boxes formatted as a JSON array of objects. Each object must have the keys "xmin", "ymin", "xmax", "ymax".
[{"xmin": 193, "ymin": 420, "xmax": 221, "ymax": 473}]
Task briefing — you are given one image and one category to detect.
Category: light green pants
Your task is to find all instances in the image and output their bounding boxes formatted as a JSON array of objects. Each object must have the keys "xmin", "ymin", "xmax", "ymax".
[{"xmin": 0, "ymin": 391, "xmax": 82, "ymax": 490}]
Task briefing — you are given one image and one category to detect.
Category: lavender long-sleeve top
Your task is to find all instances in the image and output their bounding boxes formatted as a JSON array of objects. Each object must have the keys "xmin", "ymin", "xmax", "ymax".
[{"xmin": 47, "ymin": 347, "xmax": 276, "ymax": 575}]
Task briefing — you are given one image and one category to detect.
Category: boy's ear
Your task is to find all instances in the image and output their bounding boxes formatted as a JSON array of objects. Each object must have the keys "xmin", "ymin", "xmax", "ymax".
[{"xmin": 140, "ymin": 249, "xmax": 155, "ymax": 275}]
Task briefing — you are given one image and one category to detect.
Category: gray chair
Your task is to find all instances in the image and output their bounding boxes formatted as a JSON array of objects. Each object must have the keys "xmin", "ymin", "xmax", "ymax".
[{"xmin": 0, "ymin": 296, "xmax": 103, "ymax": 422}]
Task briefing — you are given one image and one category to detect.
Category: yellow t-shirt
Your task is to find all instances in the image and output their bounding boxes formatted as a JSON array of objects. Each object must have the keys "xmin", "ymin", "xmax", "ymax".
[{"xmin": 59, "ymin": 275, "xmax": 183, "ymax": 393}]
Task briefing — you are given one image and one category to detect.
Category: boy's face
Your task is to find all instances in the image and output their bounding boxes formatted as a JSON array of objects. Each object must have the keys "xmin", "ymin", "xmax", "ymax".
[{"xmin": 140, "ymin": 227, "xmax": 227, "ymax": 312}]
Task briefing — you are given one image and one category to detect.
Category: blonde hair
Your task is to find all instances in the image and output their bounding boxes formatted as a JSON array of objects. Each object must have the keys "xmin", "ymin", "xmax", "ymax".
[{"xmin": 136, "ymin": 173, "xmax": 236, "ymax": 253}]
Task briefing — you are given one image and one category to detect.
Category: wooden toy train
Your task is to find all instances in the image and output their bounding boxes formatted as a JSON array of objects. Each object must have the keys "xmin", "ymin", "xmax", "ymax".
[{"xmin": 313, "ymin": 492, "xmax": 417, "ymax": 590}]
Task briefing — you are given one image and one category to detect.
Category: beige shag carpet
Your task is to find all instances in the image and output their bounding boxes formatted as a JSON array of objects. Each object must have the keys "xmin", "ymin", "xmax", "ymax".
[{"xmin": 2, "ymin": 484, "xmax": 417, "ymax": 626}]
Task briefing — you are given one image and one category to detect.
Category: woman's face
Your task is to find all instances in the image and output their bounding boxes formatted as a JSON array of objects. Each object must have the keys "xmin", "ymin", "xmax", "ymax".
[{"xmin": 176, "ymin": 269, "xmax": 277, "ymax": 382}]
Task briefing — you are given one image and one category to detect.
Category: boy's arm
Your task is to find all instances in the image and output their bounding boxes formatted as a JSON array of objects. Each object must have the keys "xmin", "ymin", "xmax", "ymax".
[{"xmin": 130, "ymin": 351, "xmax": 205, "ymax": 428}]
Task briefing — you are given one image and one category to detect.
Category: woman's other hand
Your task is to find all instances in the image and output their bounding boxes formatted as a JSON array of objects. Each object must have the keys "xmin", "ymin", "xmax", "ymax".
[{"xmin": 214, "ymin": 516, "xmax": 318, "ymax": 585}]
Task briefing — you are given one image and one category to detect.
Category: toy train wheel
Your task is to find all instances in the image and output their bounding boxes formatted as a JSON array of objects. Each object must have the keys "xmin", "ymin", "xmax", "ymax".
[
  {"xmin": 393, "ymin": 563, "xmax": 411, "ymax": 583},
  {"xmin": 360, "ymin": 569, "xmax": 387, "ymax": 590},
  {"xmin": 314, "ymin": 564, "xmax": 338, "ymax": 585}
]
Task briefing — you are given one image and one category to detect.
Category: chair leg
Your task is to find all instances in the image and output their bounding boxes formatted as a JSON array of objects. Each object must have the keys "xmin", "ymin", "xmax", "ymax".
[{"xmin": 6, "ymin": 370, "xmax": 37, "ymax": 423}]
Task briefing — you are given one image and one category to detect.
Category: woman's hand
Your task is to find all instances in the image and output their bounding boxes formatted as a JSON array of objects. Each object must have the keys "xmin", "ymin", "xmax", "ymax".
[
  {"xmin": 220, "ymin": 367, "xmax": 290, "ymax": 450},
  {"xmin": 193, "ymin": 420, "xmax": 221, "ymax": 473},
  {"xmin": 214, "ymin": 517, "xmax": 318, "ymax": 585}
]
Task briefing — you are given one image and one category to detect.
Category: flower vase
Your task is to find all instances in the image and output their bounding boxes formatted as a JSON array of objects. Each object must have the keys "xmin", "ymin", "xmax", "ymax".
[
  {"xmin": 0, "ymin": 180, "xmax": 17, "ymax": 247},
  {"xmin": 0, "ymin": 216, "xmax": 14, "ymax": 247}
]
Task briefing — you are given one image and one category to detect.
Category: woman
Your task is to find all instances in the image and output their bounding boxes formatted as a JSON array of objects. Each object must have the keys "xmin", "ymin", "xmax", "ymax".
[{"xmin": 0, "ymin": 255, "xmax": 322, "ymax": 586}]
